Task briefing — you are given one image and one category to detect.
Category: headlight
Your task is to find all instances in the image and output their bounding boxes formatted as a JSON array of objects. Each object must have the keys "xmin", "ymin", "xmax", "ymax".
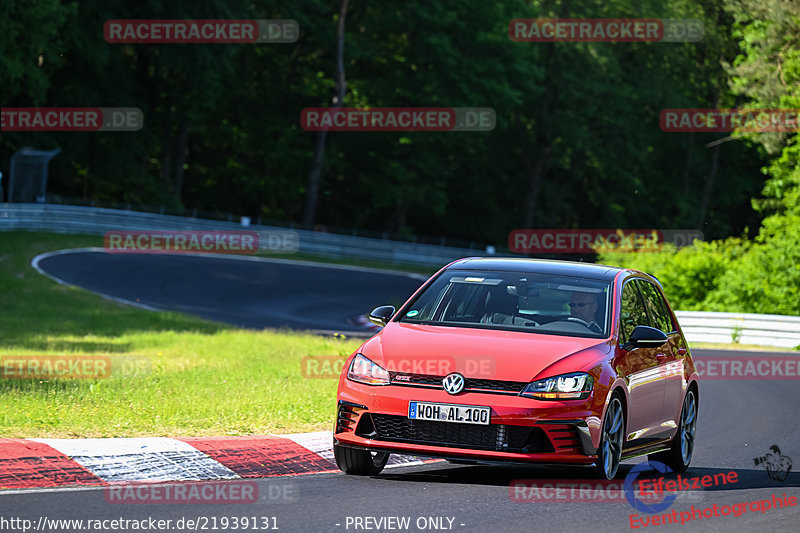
[
  {"xmin": 347, "ymin": 354, "xmax": 390, "ymax": 385},
  {"xmin": 521, "ymin": 372, "xmax": 593, "ymax": 400}
]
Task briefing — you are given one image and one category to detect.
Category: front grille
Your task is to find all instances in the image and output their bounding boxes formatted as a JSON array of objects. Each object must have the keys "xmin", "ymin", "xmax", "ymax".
[
  {"xmin": 389, "ymin": 373, "xmax": 527, "ymax": 394},
  {"xmin": 358, "ymin": 414, "xmax": 553, "ymax": 453},
  {"xmin": 466, "ymin": 378, "xmax": 528, "ymax": 393}
]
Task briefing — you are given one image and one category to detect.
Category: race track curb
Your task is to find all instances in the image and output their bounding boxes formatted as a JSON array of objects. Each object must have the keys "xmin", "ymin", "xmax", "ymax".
[{"xmin": 0, "ymin": 432, "xmax": 436, "ymax": 490}]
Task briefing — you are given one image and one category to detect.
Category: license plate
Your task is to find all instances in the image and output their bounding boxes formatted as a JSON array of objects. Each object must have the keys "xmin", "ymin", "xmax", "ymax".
[{"xmin": 408, "ymin": 402, "xmax": 490, "ymax": 425}]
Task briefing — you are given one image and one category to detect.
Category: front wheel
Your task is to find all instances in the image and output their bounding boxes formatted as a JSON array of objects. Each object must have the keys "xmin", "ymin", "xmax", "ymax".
[
  {"xmin": 650, "ymin": 388, "xmax": 697, "ymax": 473},
  {"xmin": 446, "ymin": 459, "xmax": 478, "ymax": 465},
  {"xmin": 333, "ymin": 443, "xmax": 390, "ymax": 475},
  {"xmin": 593, "ymin": 395, "xmax": 625, "ymax": 479}
]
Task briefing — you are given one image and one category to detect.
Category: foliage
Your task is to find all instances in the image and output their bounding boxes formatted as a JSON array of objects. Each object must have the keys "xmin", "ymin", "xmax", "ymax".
[
  {"xmin": 601, "ymin": 0, "xmax": 800, "ymax": 317},
  {"xmin": 1, "ymin": 0, "xmax": 767, "ymax": 244},
  {"xmin": 2, "ymin": 0, "xmax": 798, "ymax": 315},
  {"xmin": 598, "ymin": 238, "xmax": 750, "ymax": 311}
]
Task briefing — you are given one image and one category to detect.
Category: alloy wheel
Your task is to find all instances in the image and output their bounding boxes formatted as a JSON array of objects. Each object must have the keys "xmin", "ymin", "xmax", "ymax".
[
  {"xmin": 600, "ymin": 397, "xmax": 625, "ymax": 479},
  {"xmin": 679, "ymin": 390, "xmax": 697, "ymax": 465}
]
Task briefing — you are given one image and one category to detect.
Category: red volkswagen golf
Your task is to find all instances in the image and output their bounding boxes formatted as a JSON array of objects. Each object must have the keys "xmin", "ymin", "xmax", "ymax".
[{"xmin": 334, "ymin": 258, "xmax": 699, "ymax": 479}]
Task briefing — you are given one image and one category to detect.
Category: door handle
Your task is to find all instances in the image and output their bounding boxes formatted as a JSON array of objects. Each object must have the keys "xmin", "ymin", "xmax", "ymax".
[
  {"xmin": 676, "ymin": 347, "xmax": 687, "ymax": 355},
  {"xmin": 656, "ymin": 353, "xmax": 668, "ymax": 360}
]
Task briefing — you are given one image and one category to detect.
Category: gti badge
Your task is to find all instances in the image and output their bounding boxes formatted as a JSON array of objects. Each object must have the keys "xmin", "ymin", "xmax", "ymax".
[{"xmin": 442, "ymin": 373, "xmax": 465, "ymax": 395}]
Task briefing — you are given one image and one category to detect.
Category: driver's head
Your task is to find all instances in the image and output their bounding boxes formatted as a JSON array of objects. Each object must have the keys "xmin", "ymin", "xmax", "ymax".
[{"xmin": 569, "ymin": 292, "xmax": 598, "ymax": 323}]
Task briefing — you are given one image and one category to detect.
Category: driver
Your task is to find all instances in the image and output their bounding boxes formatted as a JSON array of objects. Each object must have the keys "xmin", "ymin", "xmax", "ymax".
[{"xmin": 569, "ymin": 292, "xmax": 602, "ymax": 333}]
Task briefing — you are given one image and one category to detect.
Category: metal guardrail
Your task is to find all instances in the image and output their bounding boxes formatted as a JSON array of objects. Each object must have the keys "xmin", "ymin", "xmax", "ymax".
[
  {"xmin": 675, "ymin": 311, "xmax": 800, "ymax": 349},
  {"xmin": 0, "ymin": 203, "xmax": 483, "ymax": 267},
  {"xmin": 2, "ymin": 204, "xmax": 798, "ymax": 347}
]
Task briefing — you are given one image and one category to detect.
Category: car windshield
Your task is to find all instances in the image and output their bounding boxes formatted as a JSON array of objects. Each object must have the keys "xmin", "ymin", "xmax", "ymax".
[{"xmin": 398, "ymin": 269, "xmax": 611, "ymax": 338}]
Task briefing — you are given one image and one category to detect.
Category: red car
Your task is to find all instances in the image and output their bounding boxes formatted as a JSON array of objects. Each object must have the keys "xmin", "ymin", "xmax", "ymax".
[{"xmin": 334, "ymin": 258, "xmax": 699, "ymax": 479}]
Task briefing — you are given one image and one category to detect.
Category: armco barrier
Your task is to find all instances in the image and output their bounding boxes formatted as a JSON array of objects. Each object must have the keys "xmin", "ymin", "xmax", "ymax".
[
  {"xmin": 675, "ymin": 311, "xmax": 800, "ymax": 349},
  {"xmin": 0, "ymin": 203, "xmax": 480, "ymax": 267}
]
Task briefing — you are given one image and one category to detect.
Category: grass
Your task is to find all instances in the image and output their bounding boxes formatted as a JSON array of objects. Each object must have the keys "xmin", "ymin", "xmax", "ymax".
[{"xmin": 0, "ymin": 231, "xmax": 364, "ymax": 438}]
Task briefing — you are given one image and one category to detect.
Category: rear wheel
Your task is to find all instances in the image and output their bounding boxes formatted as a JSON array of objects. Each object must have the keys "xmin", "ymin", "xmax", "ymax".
[
  {"xmin": 333, "ymin": 443, "xmax": 390, "ymax": 475},
  {"xmin": 593, "ymin": 394, "xmax": 625, "ymax": 479},
  {"xmin": 650, "ymin": 388, "xmax": 697, "ymax": 473}
]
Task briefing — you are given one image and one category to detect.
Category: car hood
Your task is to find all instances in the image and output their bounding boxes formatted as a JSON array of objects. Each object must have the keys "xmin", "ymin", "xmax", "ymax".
[{"xmin": 360, "ymin": 322, "xmax": 612, "ymax": 382}]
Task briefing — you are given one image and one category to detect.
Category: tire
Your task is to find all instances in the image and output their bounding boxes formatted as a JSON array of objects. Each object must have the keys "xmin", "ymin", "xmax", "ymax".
[
  {"xmin": 649, "ymin": 388, "xmax": 697, "ymax": 473},
  {"xmin": 333, "ymin": 443, "xmax": 390, "ymax": 475},
  {"xmin": 593, "ymin": 394, "xmax": 625, "ymax": 479},
  {"xmin": 446, "ymin": 459, "xmax": 477, "ymax": 465}
]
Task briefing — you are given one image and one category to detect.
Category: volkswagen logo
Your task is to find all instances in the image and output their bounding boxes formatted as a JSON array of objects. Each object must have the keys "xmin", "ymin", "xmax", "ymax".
[{"xmin": 442, "ymin": 373, "xmax": 465, "ymax": 395}]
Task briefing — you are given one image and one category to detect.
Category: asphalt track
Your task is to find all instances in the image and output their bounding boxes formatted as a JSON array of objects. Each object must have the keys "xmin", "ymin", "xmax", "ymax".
[
  {"xmin": 32, "ymin": 249, "xmax": 427, "ymax": 333},
  {"xmin": 11, "ymin": 250, "xmax": 800, "ymax": 532},
  {"xmin": 2, "ymin": 376, "xmax": 798, "ymax": 532}
]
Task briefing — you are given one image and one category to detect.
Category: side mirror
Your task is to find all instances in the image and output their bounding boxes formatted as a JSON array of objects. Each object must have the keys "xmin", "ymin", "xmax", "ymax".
[
  {"xmin": 628, "ymin": 325, "xmax": 668, "ymax": 348},
  {"xmin": 368, "ymin": 305, "xmax": 395, "ymax": 327}
]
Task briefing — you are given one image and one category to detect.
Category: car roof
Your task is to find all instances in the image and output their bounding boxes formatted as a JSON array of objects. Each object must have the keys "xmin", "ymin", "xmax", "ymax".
[{"xmin": 446, "ymin": 257, "xmax": 623, "ymax": 281}]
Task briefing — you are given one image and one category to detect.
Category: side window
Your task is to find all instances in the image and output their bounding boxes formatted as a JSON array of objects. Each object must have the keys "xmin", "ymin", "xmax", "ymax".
[
  {"xmin": 637, "ymin": 281, "xmax": 675, "ymax": 333},
  {"xmin": 619, "ymin": 281, "xmax": 648, "ymax": 344}
]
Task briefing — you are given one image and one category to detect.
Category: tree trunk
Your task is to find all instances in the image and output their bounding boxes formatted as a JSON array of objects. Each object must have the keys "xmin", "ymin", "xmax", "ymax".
[
  {"xmin": 518, "ymin": 113, "xmax": 552, "ymax": 229},
  {"xmin": 682, "ymin": 132, "xmax": 694, "ymax": 198},
  {"xmin": 160, "ymin": 128, "xmax": 172, "ymax": 191},
  {"xmin": 302, "ymin": 0, "xmax": 349, "ymax": 227},
  {"xmin": 391, "ymin": 202, "xmax": 407, "ymax": 234},
  {"xmin": 698, "ymin": 138, "xmax": 721, "ymax": 230},
  {"xmin": 173, "ymin": 121, "xmax": 189, "ymax": 203},
  {"xmin": 522, "ymin": 145, "xmax": 550, "ymax": 229}
]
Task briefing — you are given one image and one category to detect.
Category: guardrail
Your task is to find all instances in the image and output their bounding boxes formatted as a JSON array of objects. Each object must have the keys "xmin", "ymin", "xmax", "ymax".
[
  {"xmin": 675, "ymin": 311, "xmax": 800, "ymax": 349},
  {"xmin": 0, "ymin": 203, "xmax": 483, "ymax": 267}
]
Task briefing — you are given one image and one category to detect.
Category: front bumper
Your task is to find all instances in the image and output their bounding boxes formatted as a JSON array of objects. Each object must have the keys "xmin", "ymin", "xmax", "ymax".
[{"xmin": 335, "ymin": 381, "xmax": 601, "ymax": 465}]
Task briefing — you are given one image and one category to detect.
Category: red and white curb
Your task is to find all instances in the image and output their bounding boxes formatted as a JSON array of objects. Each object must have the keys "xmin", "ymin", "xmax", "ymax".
[{"xmin": 0, "ymin": 432, "xmax": 436, "ymax": 490}]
